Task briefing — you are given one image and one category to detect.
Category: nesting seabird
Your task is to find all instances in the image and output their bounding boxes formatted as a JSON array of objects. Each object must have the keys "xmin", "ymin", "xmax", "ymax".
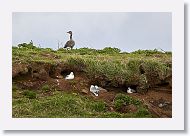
[
  {"xmin": 65, "ymin": 72, "xmax": 74, "ymax": 80},
  {"xmin": 127, "ymin": 87, "xmax": 136, "ymax": 94},
  {"xmin": 90, "ymin": 85, "xmax": 100, "ymax": 96}
]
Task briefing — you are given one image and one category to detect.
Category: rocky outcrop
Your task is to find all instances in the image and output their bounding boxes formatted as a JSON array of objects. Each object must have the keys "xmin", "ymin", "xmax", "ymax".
[{"xmin": 12, "ymin": 63, "xmax": 28, "ymax": 78}]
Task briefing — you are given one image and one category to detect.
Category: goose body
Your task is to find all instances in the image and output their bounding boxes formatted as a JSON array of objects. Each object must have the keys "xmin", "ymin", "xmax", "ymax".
[
  {"xmin": 64, "ymin": 31, "xmax": 75, "ymax": 49},
  {"xmin": 65, "ymin": 72, "xmax": 74, "ymax": 80}
]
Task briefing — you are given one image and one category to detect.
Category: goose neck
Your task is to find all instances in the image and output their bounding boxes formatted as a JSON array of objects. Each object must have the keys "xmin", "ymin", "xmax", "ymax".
[{"xmin": 70, "ymin": 33, "xmax": 72, "ymax": 40}]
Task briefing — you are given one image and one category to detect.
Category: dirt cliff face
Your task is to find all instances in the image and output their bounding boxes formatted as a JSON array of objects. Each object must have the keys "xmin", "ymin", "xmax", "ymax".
[
  {"xmin": 12, "ymin": 60, "xmax": 172, "ymax": 90},
  {"xmin": 12, "ymin": 61, "xmax": 172, "ymax": 118},
  {"xmin": 12, "ymin": 47, "xmax": 172, "ymax": 117}
]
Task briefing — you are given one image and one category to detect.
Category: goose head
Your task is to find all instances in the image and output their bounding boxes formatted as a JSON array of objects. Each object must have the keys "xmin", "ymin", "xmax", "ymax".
[{"xmin": 67, "ymin": 31, "xmax": 72, "ymax": 35}]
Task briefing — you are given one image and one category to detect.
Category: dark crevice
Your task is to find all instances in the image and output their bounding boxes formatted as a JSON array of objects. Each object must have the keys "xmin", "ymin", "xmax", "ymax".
[
  {"xmin": 13, "ymin": 71, "xmax": 31, "ymax": 81},
  {"xmin": 61, "ymin": 70, "xmax": 72, "ymax": 77},
  {"xmin": 156, "ymin": 82, "xmax": 170, "ymax": 87},
  {"xmin": 33, "ymin": 70, "xmax": 38, "ymax": 73}
]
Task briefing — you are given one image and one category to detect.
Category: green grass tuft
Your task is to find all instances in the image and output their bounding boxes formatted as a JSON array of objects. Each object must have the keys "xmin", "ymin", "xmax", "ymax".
[
  {"xmin": 114, "ymin": 93, "xmax": 142, "ymax": 111},
  {"xmin": 23, "ymin": 90, "xmax": 37, "ymax": 99}
]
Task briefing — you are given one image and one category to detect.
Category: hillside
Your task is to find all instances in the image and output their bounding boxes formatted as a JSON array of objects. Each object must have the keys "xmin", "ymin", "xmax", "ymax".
[{"xmin": 12, "ymin": 44, "xmax": 172, "ymax": 118}]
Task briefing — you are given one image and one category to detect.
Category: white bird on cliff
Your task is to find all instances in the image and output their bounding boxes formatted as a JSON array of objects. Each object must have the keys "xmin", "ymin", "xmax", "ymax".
[
  {"xmin": 65, "ymin": 72, "xmax": 74, "ymax": 80},
  {"xmin": 90, "ymin": 85, "xmax": 100, "ymax": 96},
  {"xmin": 127, "ymin": 87, "xmax": 136, "ymax": 94},
  {"xmin": 95, "ymin": 85, "xmax": 99, "ymax": 90}
]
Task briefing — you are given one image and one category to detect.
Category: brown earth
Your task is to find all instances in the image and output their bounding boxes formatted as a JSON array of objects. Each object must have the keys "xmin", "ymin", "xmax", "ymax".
[{"xmin": 13, "ymin": 63, "xmax": 172, "ymax": 118}]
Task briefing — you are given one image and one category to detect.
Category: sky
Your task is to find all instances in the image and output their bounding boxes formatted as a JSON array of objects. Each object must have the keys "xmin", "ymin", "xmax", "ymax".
[{"xmin": 12, "ymin": 12, "xmax": 172, "ymax": 52}]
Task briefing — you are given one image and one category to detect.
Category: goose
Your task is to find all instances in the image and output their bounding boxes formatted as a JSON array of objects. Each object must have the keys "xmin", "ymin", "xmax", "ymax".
[
  {"xmin": 65, "ymin": 72, "xmax": 74, "ymax": 80},
  {"xmin": 90, "ymin": 85, "xmax": 100, "ymax": 96},
  {"xmin": 64, "ymin": 31, "xmax": 75, "ymax": 49},
  {"xmin": 127, "ymin": 87, "xmax": 136, "ymax": 94}
]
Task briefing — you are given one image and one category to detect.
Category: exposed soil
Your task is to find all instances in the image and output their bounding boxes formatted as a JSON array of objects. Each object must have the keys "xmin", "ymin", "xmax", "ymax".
[{"xmin": 13, "ymin": 64, "xmax": 172, "ymax": 117}]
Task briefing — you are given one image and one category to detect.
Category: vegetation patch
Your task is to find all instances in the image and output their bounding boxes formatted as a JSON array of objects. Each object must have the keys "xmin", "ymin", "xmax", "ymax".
[
  {"xmin": 12, "ymin": 91, "xmax": 151, "ymax": 118},
  {"xmin": 12, "ymin": 44, "xmax": 172, "ymax": 118},
  {"xmin": 114, "ymin": 93, "xmax": 141, "ymax": 111},
  {"xmin": 23, "ymin": 90, "xmax": 37, "ymax": 99}
]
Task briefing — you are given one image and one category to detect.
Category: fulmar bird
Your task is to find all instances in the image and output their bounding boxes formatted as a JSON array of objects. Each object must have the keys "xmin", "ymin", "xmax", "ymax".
[
  {"xmin": 64, "ymin": 31, "xmax": 75, "ymax": 49},
  {"xmin": 90, "ymin": 85, "xmax": 100, "ymax": 96},
  {"xmin": 127, "ymin": 87, "xmax": 136, "ymax": 94},
  {"xmin": 65, "ymin": 72, "xmax": 74, "ymax": 80}
]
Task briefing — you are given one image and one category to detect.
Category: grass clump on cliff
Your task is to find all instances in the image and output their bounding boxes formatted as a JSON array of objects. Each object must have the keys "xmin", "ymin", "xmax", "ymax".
[
  {"xmin": 13, "ymin": 90, "xmax": 152, "ymax": 118},
  {"xmin": 12, "ymin": 44, "xmax": 172, "ymax": 88},
  {"xmin": 12, "ymin": 43, "xmax": 171, "ymax": 118},
  {"xmin": 114, "ymin": 93, "xmax": 141, "ymax": 110}
]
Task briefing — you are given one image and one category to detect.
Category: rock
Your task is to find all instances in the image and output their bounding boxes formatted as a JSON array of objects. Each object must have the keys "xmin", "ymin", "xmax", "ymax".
[
  {"xmin": 127, "ymin": 104, "xmax": 138, "ymax": 113},
  {"xmin": 165, "ymin": 74, "xmax": 172, "ymax": 88},
  {"xmin": 99, "ymin": 87, "xmax": 108, "ymax": 93},
  {"xmin": 12, "ymin": 64, "xmax": 28, "ymax": 78},
  {"xmin": 33, "ymin": 69, "xmax": 49, "ymax": 80},
  {"xmin": 110, "ymin": 107, "xmax": 114, "ymax": 111},
  {"xmin": 137, "ymin": 74, "xmax": 149, "ymax": 94},
  {"xmin": 72, "ymin": 93, "xmax": 77, "ymax": 96},
  {"xmin": 20, "ymin": 67, "xmax": 28, "ymax": 75},
  {"xmin": 49, "ymin": 64, "xmax": 64, "ymax": 79},
  {"xmin": 56, "ymin": 79, "xmax": 60, "ymax": 86},
  {"xmin": 149, "ymin": 100, "xmax": 154, "ymax": 103},
  {"xmin": 158, "ymin": 103, "xmax": 168, "ymax": 108},
  {"xmin": 161, "ymin": 115, "xmax": 168, "ymax": 118},
  {"xmin": 56, "ymin": 75, "xmax": 63, "ymax": 79},
  {"xmin": 81, "ymin": 89, "xmax": 88, "ymax": 94},
  {"xmin": 158, "ymin": 103, "xmax": 164, "ymax": 108}
]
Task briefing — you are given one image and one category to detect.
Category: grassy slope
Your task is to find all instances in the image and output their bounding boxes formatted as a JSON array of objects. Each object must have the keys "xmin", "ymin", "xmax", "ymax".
[
  {"xmin": 12, "ymin": 46, "xmax": 171, "ymax": 118},
  {"xmin": 13, "ymin": 47, "xmax": 172, "ymax": 86},
  {"xmin": 13, "ymin": 85, "xmax": 151, "ymax": 118}
]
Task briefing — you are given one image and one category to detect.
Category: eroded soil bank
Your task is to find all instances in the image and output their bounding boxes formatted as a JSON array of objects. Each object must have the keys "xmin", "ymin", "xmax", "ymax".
[{"xmin": 13, "ymin": 61, "xmax": 172, "ymax": 117}]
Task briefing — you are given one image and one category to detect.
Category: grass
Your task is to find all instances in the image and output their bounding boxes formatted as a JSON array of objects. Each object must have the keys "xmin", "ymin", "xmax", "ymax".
[
  {"xmin": 23, "ymin": 90, "xmax": 37, "ymax": 99},
  {"xmin": 41, "ymin": 84, "xmax": 51, "ymax": 92},
  {"xmin": 13, "ymin": 46, "xmax": 172, "ymax": 88},
  {"xmin": 114, "ymin": 93, "xmax": 141, "ymax": 111},
  {"xmin": 12, "ymin": 89, "xmax": 152, "ymax": 118},
  {"xmin": 13, "ymin": 45, "xmax": 171, "ymax": 79},
  {"xmin": 13, "ymin": 45, "xmax": 171, "ymax": 64},
  {"xmin": 12, "ymin": 43, "xmax": 171, "ymax": 118}
]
